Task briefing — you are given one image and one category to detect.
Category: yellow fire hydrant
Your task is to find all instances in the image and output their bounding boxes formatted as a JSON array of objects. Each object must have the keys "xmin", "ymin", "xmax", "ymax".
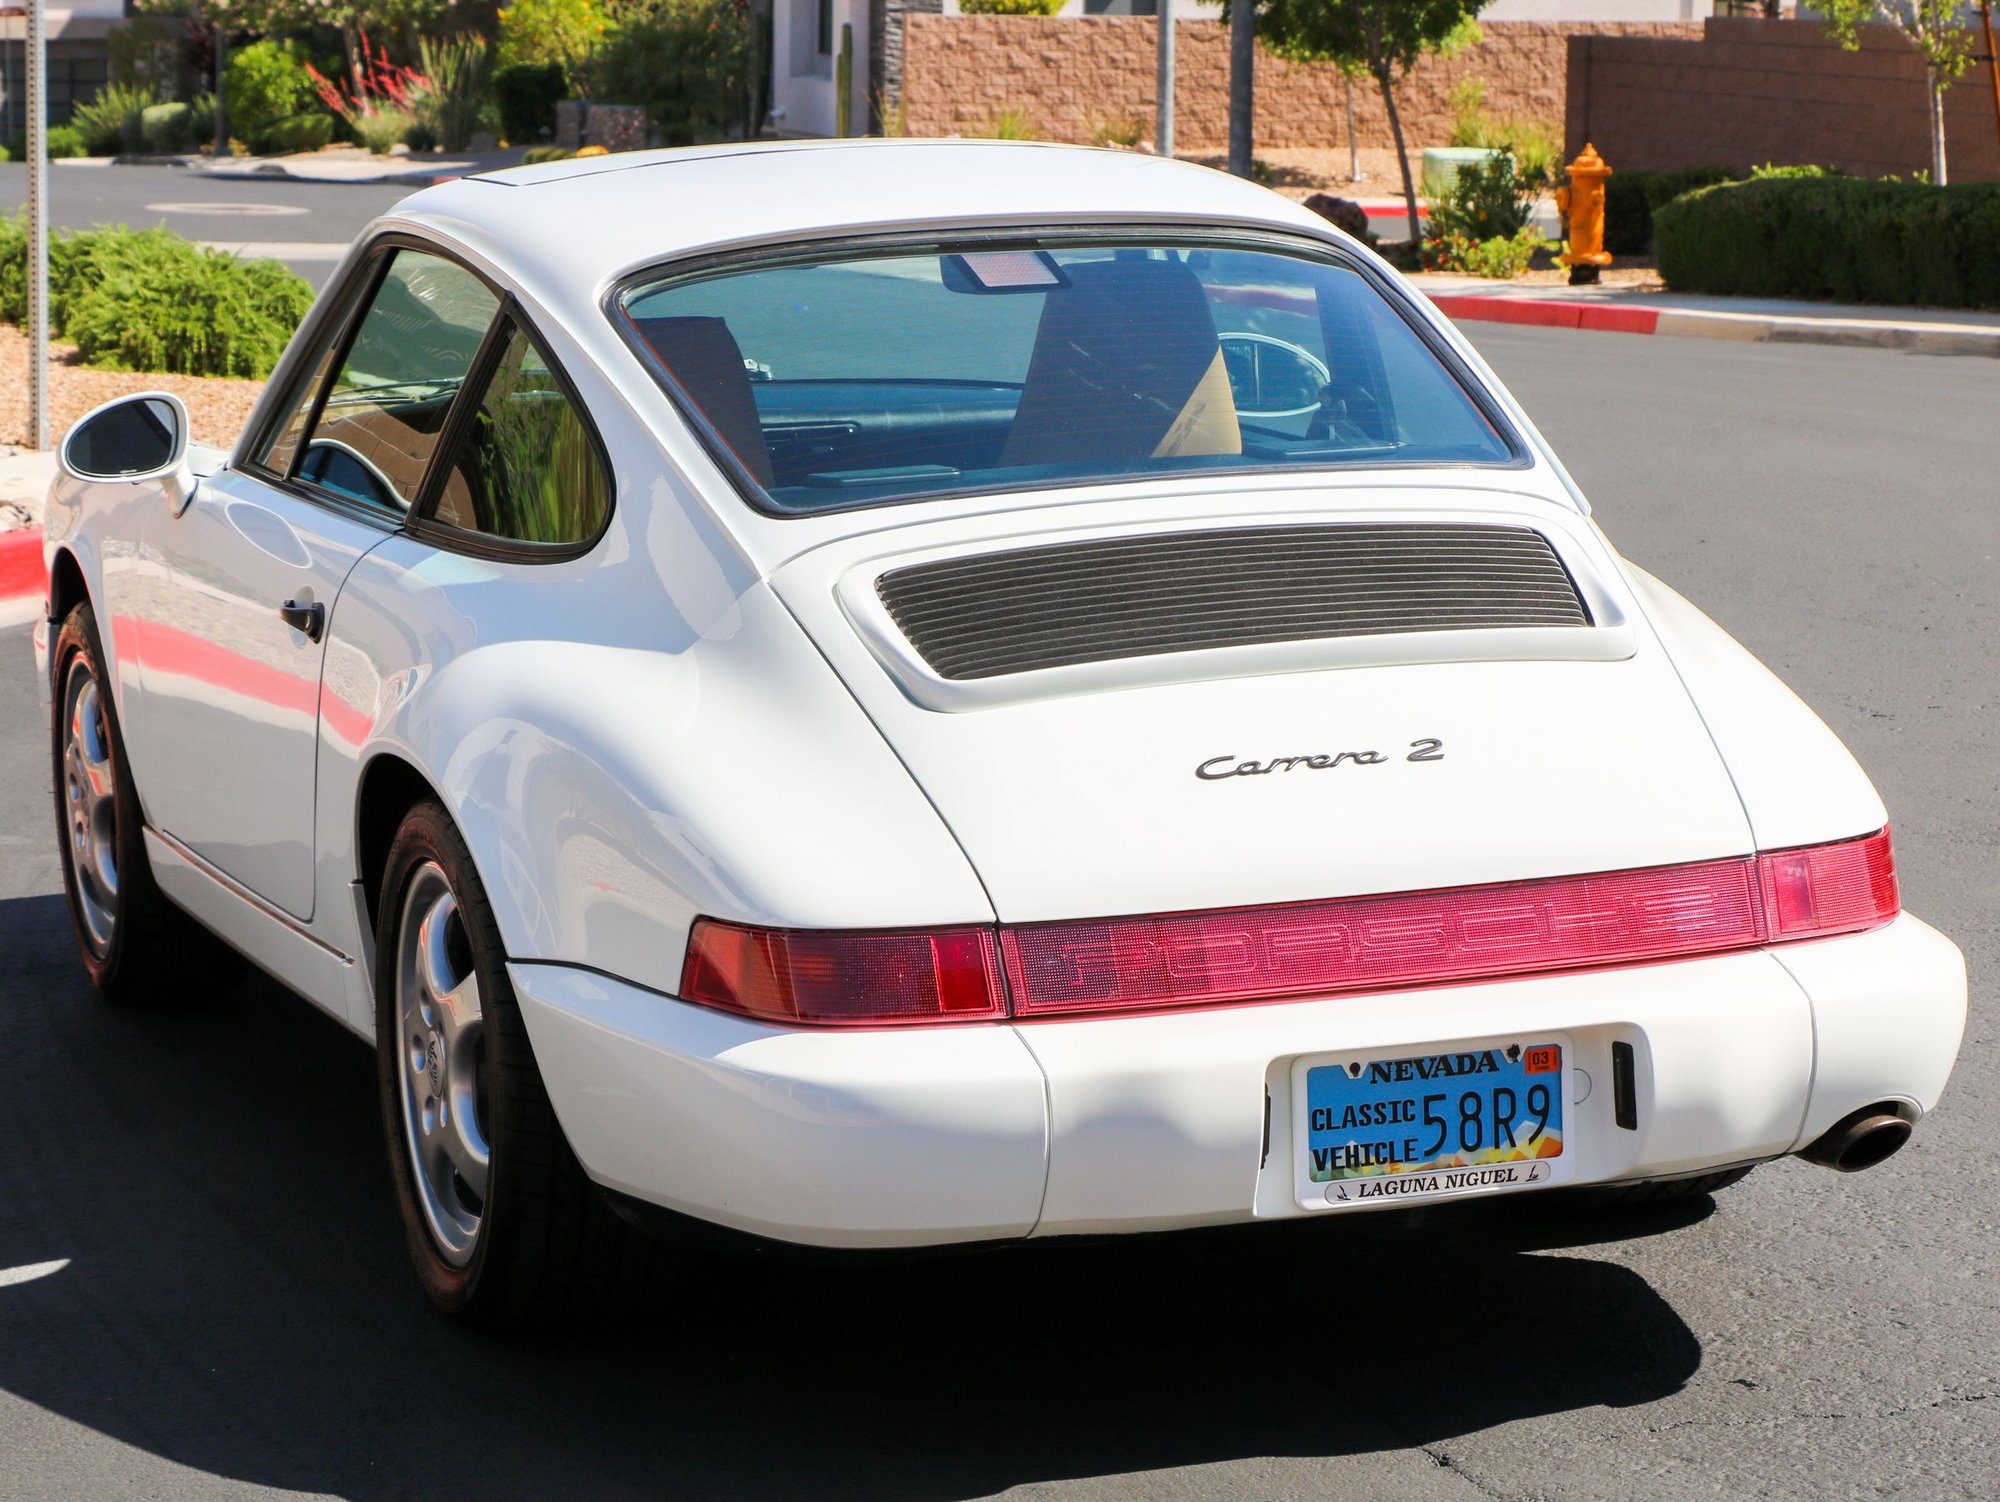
[{"xmin": 1556, "ymin": 143, "xmax": 1614, "ymax": 286}]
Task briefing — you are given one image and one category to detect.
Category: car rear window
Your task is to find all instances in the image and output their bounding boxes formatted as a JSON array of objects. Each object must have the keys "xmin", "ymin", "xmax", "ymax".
[{"xmin": 616, "ymin": 237, "xmax": 1519, "ymax": 514}]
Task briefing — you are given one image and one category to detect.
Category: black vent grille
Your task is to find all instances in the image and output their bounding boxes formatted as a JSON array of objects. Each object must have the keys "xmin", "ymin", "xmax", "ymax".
[{"xmin": 877, "ymin": 523, "xmax": 1591, "ymax": 680}]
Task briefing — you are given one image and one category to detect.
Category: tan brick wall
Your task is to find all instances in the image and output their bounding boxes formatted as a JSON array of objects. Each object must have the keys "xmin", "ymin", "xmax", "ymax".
[
  {"xmin": 900, "ymin": 15, "xmax": 1703, "ymax": 152},
  {"xmin": 1567, "ymin": 16, "xmax": 2000, "ymax": 180}
]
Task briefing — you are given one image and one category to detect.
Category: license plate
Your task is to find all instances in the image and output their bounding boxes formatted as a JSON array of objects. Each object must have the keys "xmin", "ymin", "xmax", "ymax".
[{"xmin": 1296, "ymin": 1036, "xmax": 1572, "ymax": 1207}]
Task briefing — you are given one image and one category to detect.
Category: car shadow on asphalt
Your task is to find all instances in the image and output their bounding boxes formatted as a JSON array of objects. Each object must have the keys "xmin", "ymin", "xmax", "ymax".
[{"xmin": 0, "ymin": 890, "xmax": 1706, "ymax": 1499}]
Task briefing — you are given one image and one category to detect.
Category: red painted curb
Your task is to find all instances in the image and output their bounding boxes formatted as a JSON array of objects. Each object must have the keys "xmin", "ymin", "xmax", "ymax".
[
  {"xmin": 0, "ymin": 528, "xmax": 47, "ymax": 607},
  {"xmin": 1430, "ymin": 294, "xmax": 1661, "ymax": 337}
]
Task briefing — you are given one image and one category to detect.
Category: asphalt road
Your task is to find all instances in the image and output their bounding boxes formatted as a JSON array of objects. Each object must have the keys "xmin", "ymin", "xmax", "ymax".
[
  {"xmin": 0, "ymin": 325, "xmax": 1994, "ymax": 1500},
  {"xmin": 0, "ymin": 162, "xmax": 409, "ymax": 287}
]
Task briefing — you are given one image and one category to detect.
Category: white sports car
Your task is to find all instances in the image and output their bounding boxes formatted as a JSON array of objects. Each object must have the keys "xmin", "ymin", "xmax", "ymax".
[{"xmin": 34, "ymin": 141, "xmax": 1966, "ymax": 1327}]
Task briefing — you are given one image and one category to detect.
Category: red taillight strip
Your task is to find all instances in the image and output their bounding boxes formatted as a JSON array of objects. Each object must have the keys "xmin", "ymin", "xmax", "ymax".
[{"xmin": 680, "ymin": 830, "xmax": 1897, "ymax": 1026}]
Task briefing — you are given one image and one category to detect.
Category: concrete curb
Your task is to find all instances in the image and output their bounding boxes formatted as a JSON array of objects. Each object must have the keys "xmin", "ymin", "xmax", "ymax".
[
  {"xmin": 0, "ymin": 529, "xmax": 46, "ymax": 609},
  {"xmin": 1427, "ymin": 293, "xmax": 2000, "ymax": 357}
]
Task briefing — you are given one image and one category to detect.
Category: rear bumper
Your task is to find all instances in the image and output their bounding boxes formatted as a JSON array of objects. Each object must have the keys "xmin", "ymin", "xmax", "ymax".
[{"xmin": 509, "ymin": 912, "xmax": 1966, "ymax": 1250}]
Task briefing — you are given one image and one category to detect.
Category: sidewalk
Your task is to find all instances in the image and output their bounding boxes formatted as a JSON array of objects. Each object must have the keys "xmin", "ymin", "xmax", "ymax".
[
  {"xmin": 1408, "ymin": 275, "xmax": 2000, "ymax": 357},
  {"xmin": 180, "ymin": 144, "xmax": 527, "ymax": 186}
]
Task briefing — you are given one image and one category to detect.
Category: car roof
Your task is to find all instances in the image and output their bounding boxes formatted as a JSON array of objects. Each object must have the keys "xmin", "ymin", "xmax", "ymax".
[{"xmin": 387, "ymin": 139, "xmax": 1342, "ymax": 294}]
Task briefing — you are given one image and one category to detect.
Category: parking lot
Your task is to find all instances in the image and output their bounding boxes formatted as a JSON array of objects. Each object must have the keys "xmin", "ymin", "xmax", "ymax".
[{"xmin": 0, "ymin": 323, "xmax": 1993, "ymax": 1500}]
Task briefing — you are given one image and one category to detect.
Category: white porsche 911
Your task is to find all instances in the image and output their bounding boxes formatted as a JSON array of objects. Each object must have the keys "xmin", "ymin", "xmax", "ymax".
[{"xmin": 33, "ymin": 141, "xmax": 1966, "ymax": 1327}]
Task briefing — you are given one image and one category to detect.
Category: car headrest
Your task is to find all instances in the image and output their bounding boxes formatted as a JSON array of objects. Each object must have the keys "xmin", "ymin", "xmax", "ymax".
[
  {"xmin": 1000, "ymin": 258, "xmax": 1241, "ymax": 470},
  {"xmin": 632, "ymin": 315, "xmax": 775, "ymax": 487}
]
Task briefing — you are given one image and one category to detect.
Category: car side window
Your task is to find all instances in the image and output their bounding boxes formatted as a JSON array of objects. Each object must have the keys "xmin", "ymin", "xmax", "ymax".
[
  {"xmin": 296, "ymin": 249, "xmax": 500, "ymax": 513},
  {"xmin": 426, "ymin": 320, "xmax": 610, "ymax": 548}
]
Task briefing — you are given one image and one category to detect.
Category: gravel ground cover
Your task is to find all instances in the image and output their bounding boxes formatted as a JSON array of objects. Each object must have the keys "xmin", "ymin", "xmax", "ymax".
[{"xmin": 0, "ymin": 326, "xmax": 266, "ymax": 453}]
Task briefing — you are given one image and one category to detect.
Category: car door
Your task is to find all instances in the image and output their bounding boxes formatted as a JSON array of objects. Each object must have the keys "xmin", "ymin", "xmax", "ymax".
[{"xmin": 138, "ymin": 244, "xmax": 502, "ymax": 921}]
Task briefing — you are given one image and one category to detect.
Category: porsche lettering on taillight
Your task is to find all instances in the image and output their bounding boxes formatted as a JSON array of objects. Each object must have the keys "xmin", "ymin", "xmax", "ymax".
[{"xmin": 679, "ymin": 830, "xmax": 1898, "ymax": 1026}]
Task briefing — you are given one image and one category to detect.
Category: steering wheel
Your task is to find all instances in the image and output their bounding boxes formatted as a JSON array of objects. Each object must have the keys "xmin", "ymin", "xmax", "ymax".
[{"xmin": 1218, "ymin": 333, "xmax": 1332, "ymax": 420}]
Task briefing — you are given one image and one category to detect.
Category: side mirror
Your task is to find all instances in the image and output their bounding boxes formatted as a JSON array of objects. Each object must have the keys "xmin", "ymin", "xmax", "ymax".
[{"xmin": 60, "ymin": 392, "xmax": 199, "ymax": 516}]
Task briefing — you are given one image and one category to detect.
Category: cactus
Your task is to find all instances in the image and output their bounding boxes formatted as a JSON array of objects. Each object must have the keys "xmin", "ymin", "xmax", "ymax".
[{"xmin": 835, "ymin": 23, "xmax": 853, "ymax": 138}]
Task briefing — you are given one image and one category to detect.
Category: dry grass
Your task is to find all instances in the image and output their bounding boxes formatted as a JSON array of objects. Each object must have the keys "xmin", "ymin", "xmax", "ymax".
[{"xmin": 0, "ymin": 325, "xmax": 267, "ymax": 453}]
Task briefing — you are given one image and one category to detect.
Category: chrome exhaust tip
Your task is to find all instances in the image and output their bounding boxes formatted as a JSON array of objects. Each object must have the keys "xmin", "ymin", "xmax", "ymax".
[{"xmin": 1798, "ymin": 1104, "xmax": 1915, "ymax": 1174}]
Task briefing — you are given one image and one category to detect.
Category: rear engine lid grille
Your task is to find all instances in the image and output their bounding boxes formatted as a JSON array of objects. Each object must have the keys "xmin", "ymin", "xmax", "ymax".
[{"xmin": 876, "ymin": 523, "xmax": 1592, "ymax": 681}]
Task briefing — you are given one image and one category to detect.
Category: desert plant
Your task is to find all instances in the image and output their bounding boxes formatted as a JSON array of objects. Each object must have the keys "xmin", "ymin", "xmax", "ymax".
[
  {"xmin": 872, "ymin": 86, "xmax": 906, "ymax": 137},
  {"xmin": 521, "ymin": 143, "xmax": 574, "ymax": 163},
  {"xmin": 308, "ymin": 35, "xmax": 430, "ymax": 154},
  {"xmin": 1445, "ymin": 76, "xmax": 1487, "ymax": 146},
  {"xmin": 590, "ymin": 0, "xmax": 755, "ymax": 145},
  {"xmin": 959, "ymin": 0, "xmax": 1065, "ymax": 12},
  {"xmin": 1424, "ymin": 148, "xmax": 1539, "ymax": 243},
  {"xmin": 1085, "ymin": 112, "xmax": 1147, "ymax": 148},
  {"xmin": 416, "ymin": 34, "xmax": 493, "ymax": 151},
  {"xmin": 188, "ymin": 91, "xmax": 216, "ymax": 146},
  {"xmin": 224, "ymin": 39, "xmax": 320, "ymax": 148},
  {"xmin": 978, "ymin": 106, "xmax": 1039, "ymax": 141},
  {"xmin": 493, "ymin": 60, "xmax": 567, "ymax": 142},
  {"xmin": 353, "ymin": 106, "xmax": 414, "ymax": 153},
  {"xmin": 71, "ymin": 81, "xmax": 158, "ymax": 156}
]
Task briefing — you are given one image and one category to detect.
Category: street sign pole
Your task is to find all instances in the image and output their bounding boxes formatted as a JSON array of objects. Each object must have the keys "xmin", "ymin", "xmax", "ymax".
[
  {"xmin": 1155, "ymin": 0, "xmax": 1174, "ymax": 160},
  {"xmin": 26, "ymin": 0, "xmax": 50, "ymax": 451}
]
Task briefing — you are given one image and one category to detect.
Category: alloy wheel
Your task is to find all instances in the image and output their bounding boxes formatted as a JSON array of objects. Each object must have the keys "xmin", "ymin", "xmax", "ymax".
[
  {"xmin": 60, "ymin": 657, "xmax": 120, "ymax": 954},
  {"xmin": 393, "ymin": 862, "xmax": 491, "ymax": 1267}
]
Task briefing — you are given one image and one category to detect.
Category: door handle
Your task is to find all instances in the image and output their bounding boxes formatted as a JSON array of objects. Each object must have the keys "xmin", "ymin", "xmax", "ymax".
[{"xmin": 279, "ymin": 599, "xmax": 325, "ymax": 643}]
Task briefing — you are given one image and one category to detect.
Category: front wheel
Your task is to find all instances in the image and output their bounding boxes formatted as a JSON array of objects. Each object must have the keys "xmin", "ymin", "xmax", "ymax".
[
  {"xmin": 374, "ymin": 800, "xmax": 669, "ymax": 1328},
  {"xmin": 49, "ymin": 601, "xmax": 189, "ymax": 999}
]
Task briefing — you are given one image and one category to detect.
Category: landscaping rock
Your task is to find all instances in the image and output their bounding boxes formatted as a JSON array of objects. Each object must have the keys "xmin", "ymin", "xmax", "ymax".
[{"xmin": 1303, "ymin": 193, "xmax": 1370, "ymax": 240}]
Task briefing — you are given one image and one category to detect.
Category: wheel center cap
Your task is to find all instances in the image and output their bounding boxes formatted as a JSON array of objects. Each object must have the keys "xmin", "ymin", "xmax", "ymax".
[{"xmin": 426, "ymin": 1034, "xmax": 443, "ymax": 1096}]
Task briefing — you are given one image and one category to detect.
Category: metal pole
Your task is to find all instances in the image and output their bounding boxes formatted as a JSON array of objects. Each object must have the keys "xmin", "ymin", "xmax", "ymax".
[
  {"xmin": 1981, "ymin": 0, "xmax": 2000, "ymax": 160},
  {"xmin": 1155, "ymin": 0, "xmax": 1174, "ymax": 160},
  {"xmin": 26, "ymin": 0, "xmax": 49, "ymax": 452},
  {"xmin": 213, "ymin": 23, "xmax": 230, "ymax": 157},
  {"xmin": 1227, "ymin": 0, "xmax": 1254, "ymax": 178}
]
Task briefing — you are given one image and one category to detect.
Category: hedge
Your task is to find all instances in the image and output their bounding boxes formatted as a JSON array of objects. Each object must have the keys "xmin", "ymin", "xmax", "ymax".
[
  {"xmin": 0, "ymin": 218, "xmax": 312, "ymax": 378},
  {"xmin": 1604, "ymin": 167, "xmax": 1741, "ymax": 256},
  {"xmin": 1654, "ymin": 176, "xmax": 2000, "ymax": 309},
  {"xmin": 494, "ymin": 61, "xmax": 566, "ymax": 144}
]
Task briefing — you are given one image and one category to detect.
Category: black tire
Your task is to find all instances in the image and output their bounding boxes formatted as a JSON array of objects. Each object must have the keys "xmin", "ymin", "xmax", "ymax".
[
  {"xmin": 1561, "ymin": 1164, "xmax": 1756, "ymax": 1209},
  {"xmin": 49, "ymin": 600, "xmax": 192, "ymax": 1001},
  {"xmin": 373, "ymin": 799, "xmax": 670, "ymax": 1329}
]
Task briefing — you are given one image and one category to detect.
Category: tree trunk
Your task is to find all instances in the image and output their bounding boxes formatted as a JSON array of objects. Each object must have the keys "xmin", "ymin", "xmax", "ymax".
[
  {"xmin": 1377, "ymin": 67, "xmax": 1421, "ymax": 244},
  {"xmin": 1928, "ymin": 64, "xmax": 1949, "ymax": 184},
  {"xmin": 1227, "ymin": 0, "xmax": 1255, "ymax": 178}
]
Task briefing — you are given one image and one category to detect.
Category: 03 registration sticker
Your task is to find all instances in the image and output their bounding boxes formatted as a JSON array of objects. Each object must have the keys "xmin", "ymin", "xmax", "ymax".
[{"xmin": 1291, "ymin": 1033, "xmax": 1578, "ymax": 1208}]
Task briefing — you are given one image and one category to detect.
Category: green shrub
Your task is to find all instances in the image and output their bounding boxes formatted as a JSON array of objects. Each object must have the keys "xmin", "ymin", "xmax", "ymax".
[
  {"xmin": 1654, "ymin": 175, "xmax": 2000, "ymax": 309},
  {"xmin": 139, "ymin": 101, "xmax": 194, "ymax": 154},
  {"xmin": 353, "ymin": 107, "xmax": 413, "ymax": 154},
  {"xmin": 224, "ymin": 39, "xmax": 319, "ymax": 148},
  {"xmin": 494, "ymin": 60, "xmax": 566, "ymax": 143},
  {"xmin": 1422, "ymin": 226, "xmax": 1553, "ymax": 278},
  {"xmin": 959, "ymin": 0, "xmax": 1066, "ymax": 11},
  {"xmin": 498, "ymin": 0, "xmax": 607, "ymax": 70},
  {"xmin": 1085, "ymin": 112, "xmax": 1146, "ymax": 148},
  {"xmin": 417, "ymin": 35, "xmax": 493, "ymax": 152},
  {"xmin": 0, "ymin": 217, "xmax": 312, "ymax": 377},
  {"xmin": 1425, "ymin": 149, "xmax": 1539, "ymax": 243},
  {"xmin": 590, "ymin": 0, "xmax": 753, "ymax": 145},
  {"xmin": 264, "ymin": 113, "xmax": 335, "ymax": 153},
  {"xmin": 1602, "ymin": 167, "xmax": 1741, "ymax": 257},
  {"xmin": 520, "ymin": 143, "xmax": 574, "ymax": 164},
  {"xmin": 71, "ymin": 81, "xmax": 157, "ymax": 156}
]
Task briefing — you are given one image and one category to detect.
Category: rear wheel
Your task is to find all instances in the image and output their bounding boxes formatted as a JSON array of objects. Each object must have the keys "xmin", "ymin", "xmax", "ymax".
[
  {"xmin": 50, "ymin": 601, "xmax": 190, "ymax": 1000},
  {"xmin": 374, "ymin": 800, "xmax": 669, "ymax": 1328}
]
